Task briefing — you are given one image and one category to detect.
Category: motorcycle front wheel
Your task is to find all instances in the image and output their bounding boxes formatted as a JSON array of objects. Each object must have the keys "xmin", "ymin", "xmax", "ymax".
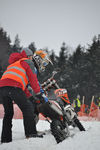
[
  {"xmin": 74, "ymin": 118, "xmax": 85, "ymax": 131},
  {"xmin": 50, "ymin": 120, "xmax": 69, "ymax": 143}
]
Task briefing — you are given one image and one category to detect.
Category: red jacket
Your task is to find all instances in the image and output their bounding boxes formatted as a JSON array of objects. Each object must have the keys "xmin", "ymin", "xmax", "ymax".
[{"xmin": 0, "ymin": 51, "xmax": 41, "ymax": 97}]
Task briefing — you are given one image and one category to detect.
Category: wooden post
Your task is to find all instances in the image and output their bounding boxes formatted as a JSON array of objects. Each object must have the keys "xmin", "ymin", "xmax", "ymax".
[
  {"xmin": 91, "ymin": 96, "xmax": 94, "ymax": 103},
  {"xmin": 90, "ymin": 96, "xmax": 94, "ymax": 113},
  {"xmin": 82, "ymin": 96, "xmax": 85, "ymax": 113},
  {"xmin": 82, "ymin": 96, "xmax": 85, "ymax": 105}
]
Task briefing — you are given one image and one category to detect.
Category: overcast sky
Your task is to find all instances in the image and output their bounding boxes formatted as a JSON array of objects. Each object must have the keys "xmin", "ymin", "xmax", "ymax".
[{"xmin": 0, "ymin": 0, "xmax": 100, "ymax": 55}]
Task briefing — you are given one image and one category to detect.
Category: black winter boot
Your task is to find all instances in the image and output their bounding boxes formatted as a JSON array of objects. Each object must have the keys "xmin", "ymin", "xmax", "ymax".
[{"xmin": 26, "ymin": 132, "xmax": 44, "ymax": 138}]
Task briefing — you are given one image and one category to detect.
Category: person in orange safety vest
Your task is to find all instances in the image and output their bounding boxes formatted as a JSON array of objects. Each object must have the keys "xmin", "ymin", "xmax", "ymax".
[{"xmin": 0, "ymin": 48, "xmax": 52, "ymax": 143}]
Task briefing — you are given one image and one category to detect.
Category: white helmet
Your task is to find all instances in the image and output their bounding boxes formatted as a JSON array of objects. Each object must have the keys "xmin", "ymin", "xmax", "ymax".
[
  {"xmin": 77, "ymin": 94, "xmax": 80, "ymax": 99},
  {"xmin": 33, "ymin": 50, "xmax": 53, "ymax": 72}
]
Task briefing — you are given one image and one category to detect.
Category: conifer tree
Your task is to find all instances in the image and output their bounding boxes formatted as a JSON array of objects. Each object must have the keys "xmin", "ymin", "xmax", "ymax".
[
  {"xmin": 58, "ymin": 42, "xmax": 68, "ymax": 68},
  {"xmin": 28, "ymin": 42, "xmax": 36, "ymax": 54},
  {"xmin": 0, "ymin": 27, "xmax": 11, "ymax": 70},
  {"xmin": 85, "ymin": 35, "xmax": 100, "ymax": 99},
  {"xmin": 12, "ymin": 34, "xmax": 21, "ymax": 52}
]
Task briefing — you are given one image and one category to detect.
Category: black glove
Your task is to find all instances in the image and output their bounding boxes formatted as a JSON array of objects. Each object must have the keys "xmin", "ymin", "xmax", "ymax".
[
  {"xmin": 36, "ymin": 93, "xmax": 48, "ymax": 103},
  {"xmin": 28, "ymin": 96, "xmax": 37, "ymax": 104},
  {"xmin": 28, "ymin": 96, "xmax": 34, "ymax": 102}
]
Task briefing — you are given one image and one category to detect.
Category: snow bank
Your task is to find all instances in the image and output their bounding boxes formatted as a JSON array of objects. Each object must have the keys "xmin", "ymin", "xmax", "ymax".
[{"xmin": 0, "ymin": 119, "xmax": 100, "ymax": 150}]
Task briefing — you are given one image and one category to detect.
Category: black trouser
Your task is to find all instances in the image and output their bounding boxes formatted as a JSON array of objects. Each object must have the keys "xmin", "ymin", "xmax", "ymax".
[
  {"xmin": 74, "ymin": 107, "xmax": 80, "ymax": 114},
  {"xmin": 0, "ymin": 86, "xmax": 37, "ymax": 143}
]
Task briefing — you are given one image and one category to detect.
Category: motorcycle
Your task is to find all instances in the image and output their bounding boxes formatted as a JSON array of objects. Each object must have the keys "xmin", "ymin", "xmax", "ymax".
[
  {"xmin": 41, "ymin": 71, "xmax": 85, "ymax": 130},
  {"xmin": 31, "ymin": 71, "xmax": 85, "ymax": 143}
]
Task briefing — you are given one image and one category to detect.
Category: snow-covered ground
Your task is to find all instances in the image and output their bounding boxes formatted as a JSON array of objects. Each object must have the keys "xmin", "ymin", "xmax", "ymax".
[{"xmin": 0, "ymin": 119, "xmax": 100, "ymax": 150}]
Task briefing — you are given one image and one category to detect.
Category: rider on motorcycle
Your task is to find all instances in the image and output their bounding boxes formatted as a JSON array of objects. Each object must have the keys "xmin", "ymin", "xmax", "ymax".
[
  {"xmin": 31, "ymin": 49, "xmax": 53, "ymax": 103},
  {"xmin": 28, "ymin": 50, "xmax": 53, "ymax": 112}
]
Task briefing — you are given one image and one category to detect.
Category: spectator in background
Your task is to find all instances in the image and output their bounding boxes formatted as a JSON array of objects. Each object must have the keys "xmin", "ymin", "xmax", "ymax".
[
  {"xmin": 85, "ymin": 105, "xmax": 89, "ymax": 114},
  {"xmin": 97, "ymin": 97, "xmax": 100, "ymax": 109},
  {"xmin": 73, "ymin": 95, "xmax": 81, "ymax": 114}
]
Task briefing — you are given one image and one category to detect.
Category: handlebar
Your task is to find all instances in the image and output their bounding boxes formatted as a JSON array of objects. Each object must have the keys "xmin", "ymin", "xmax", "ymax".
[{"xmin": 41, "ymin": 71, "xmax": 60, "ymax": 91}]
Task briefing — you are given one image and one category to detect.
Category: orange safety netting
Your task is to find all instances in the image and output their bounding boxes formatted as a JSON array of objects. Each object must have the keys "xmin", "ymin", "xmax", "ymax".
[
  {"xmin": 0, "ymin": 104, "xmax": 23, "ymax": 119},
  {"xmin": 78, "ymin": 102, "xmax": 100, "ymax": 121},
  {"xmin": 0, "ymin": 104, "xmax": 45, "ymax": 120},
  {"xmin": 80, "ymin": 104, "xmax": 86, "ymax": 113},
  {"xmin": 90, "ymin": 102, "xmax": 98, "ymax": 112},
  {"xmin": 0, "ymin": 103, "xmax": 100, "ymax": 121}
]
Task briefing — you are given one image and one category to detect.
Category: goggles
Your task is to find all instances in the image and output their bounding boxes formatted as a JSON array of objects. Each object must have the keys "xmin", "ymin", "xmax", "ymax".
[{"xmin": 42, "ymin": 58, "xmax": 49, "ymax": 67}]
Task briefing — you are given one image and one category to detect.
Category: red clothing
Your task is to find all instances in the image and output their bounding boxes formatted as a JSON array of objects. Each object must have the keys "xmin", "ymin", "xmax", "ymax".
[
  {"xmin": 1, "ymin": 58, "xmax": 29, "ymax": 91},
  {"xmin": 0, "ymin": 51, "xmax": 40, "ymax": 97}
]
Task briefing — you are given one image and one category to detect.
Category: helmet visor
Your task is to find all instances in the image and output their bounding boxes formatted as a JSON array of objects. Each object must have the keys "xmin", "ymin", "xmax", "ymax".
[
  {"xmin": 33, "ymin": 50, "xmax": 53, "ymax": 72},
  {"xmin": 42, "ymin": 61, "xmax": 48, "ymax": 67}
]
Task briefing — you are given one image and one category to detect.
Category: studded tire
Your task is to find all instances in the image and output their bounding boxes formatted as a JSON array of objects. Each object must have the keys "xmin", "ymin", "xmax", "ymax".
[
  {"xmin": 50, "ymin": 120, "xmax": 69, "ymax": 143},
  {"xmin": 74, "ymin": 118, "xmax": 85, "ymax": 131}
]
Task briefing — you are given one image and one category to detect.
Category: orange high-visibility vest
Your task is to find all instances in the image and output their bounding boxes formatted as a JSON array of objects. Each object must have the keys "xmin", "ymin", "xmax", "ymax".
[{"xmin": 1, "ymin": 58, "xmax": 29, "ymax": 90}]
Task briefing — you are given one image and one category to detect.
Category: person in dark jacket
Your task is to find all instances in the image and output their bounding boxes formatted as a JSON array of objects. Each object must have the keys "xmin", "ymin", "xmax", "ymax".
[{"xmin": 0, "ymin": 48, "xmax": 51, "ymax": 143}]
